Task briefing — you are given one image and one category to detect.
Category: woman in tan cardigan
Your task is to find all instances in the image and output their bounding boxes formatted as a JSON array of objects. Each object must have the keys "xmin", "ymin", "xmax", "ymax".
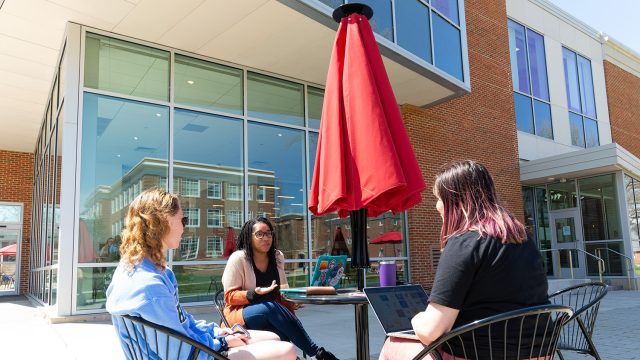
[{"xmin": 222, "ymin": 217, "xmax": 339, "ymax": 360}]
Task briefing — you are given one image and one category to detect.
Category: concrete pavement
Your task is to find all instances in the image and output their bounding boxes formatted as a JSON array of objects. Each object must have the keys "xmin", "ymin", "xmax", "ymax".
[{"xmin": 1, "ymin": 291, "xmax": 639, "ymax": 359}]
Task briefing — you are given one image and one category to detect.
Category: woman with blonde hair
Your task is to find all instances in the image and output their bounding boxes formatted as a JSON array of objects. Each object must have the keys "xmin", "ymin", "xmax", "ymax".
[{"xmin": 106, "ymin": 188, "xmax": 295, "ymax": 360}]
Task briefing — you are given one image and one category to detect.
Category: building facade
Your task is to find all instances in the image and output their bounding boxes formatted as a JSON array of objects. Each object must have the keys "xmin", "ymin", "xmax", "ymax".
[{"xmin": 0, "ymin": 0, "xmax": 639, "ymax": 316}]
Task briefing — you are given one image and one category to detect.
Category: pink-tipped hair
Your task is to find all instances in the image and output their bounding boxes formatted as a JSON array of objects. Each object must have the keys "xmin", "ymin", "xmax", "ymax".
[{"xmin": 434, "ymin": 160, "xmax": 526, "ymax": 249}]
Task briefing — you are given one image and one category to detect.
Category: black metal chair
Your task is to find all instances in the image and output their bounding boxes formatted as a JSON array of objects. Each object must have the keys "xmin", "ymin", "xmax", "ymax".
[
  {"xmin": 214, "ymin": 289, "xmax": 231, "ymax": 328},
  {"xmin": 548, "ymin": 282, "xmax": 608, "ymax": 360},
  {"xmin": 411, "ymin": 304, "xmax": 573, "ymax": 360},
  {"xmin": 112, "ymin": 314, "xmax": 229, "ymax": 360}
]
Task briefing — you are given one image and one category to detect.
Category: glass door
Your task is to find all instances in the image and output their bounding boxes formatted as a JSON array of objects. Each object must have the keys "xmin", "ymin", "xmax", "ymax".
[
  {"xmin": 0, "ymin": 227, "xmax": 20, "ymax": 295},
  {"xmin": 550, "ymin": 208, "xmax": 585, "ymax": 279}
]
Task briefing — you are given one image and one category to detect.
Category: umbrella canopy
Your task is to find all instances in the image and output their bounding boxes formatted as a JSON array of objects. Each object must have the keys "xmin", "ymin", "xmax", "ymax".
[
  {"xmin": 309, "ymin": 3, "xmax": 426, "ymax": 281},
  {"xmin": 0, "ymin": 243, "xmax": 16, "ymax": 256},
  {"xmin": 370, "ymin": 231, "xmax": 403, "ymax": 244},
  {"xmin": 223, "ymin": 227, "xmax": 236, "ymax": 259},
  {"xmin": 330, "ymin": 226, "xmax": 350, "ymax": 257}
]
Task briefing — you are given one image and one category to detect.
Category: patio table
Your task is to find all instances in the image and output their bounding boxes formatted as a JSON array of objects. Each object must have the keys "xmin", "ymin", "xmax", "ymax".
[{"xmin": 283, "ymin": 288, "xmax": 371, "ymax": 360}]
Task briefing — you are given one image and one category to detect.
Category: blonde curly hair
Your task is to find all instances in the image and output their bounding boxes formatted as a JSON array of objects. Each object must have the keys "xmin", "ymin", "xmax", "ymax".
[{"xmin": 120, "ymin": 188, "xmax": 180, "ymax": 270}]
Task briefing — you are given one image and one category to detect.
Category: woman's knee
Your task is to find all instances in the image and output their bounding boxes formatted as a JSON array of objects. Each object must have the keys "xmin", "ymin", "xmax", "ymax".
[
  {"xmin": 246, "ymin": 329, "xmax": 280, "ymax": 342},
  {"xmin": 379, "ymin": 337, "xmax": 427, "ymax": 360}
]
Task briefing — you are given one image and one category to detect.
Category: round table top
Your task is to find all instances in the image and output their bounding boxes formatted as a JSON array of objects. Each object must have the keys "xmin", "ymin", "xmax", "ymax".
[{"xmin": 282, "ymin": 288, "xmax": 370, "ymax": 305}]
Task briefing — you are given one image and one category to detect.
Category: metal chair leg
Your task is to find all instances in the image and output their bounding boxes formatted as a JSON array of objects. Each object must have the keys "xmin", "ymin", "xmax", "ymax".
[
  {"xmin": 578, "ymin": 318, "xmax": 602, "ymax": 360},
  {"xmin": 556, "ymin": 349, "xmax": 565, "ymax": 360}
]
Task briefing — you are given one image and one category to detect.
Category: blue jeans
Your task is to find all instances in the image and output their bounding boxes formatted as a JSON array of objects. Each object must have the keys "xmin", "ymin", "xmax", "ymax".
[{"xmin": 243, "ymin": 301, "xmax": 320, "ymax": 356}]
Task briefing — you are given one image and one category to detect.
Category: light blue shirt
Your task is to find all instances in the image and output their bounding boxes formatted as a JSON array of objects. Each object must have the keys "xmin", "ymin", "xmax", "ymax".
[{"xmin": 106, "ymin": 258, "xmax": 223, "ymax": 358}]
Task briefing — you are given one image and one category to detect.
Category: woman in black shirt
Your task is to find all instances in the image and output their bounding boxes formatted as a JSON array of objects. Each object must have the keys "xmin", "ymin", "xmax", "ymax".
[{"xmin": 379, "ymin": 160, "xmax": 549, "ymax": 360}]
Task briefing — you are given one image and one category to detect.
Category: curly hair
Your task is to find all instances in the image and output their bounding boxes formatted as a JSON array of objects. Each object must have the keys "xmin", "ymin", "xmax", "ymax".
[{"xmin": 120, "ymin": 188, "xmax": 180, "ymax": 270}]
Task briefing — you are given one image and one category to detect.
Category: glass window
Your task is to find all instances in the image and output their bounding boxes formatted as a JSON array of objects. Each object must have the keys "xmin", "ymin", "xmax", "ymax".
[
  {"xmin": 307, "ymin": 87, "xmax": 324, "ymax": 130},
  {"xmin": 227, "ymin": 183, "xmax": 243, "ymax": 201},
  {"xmin": 579, "ymin": 174, "xmax": 621, "ymax": 241},
  {"xmin": 569, "ymin": 112, "xmax": 585, "ymax": 148},
  {"xmin": 79, "ymin": 93, "xmax": 169, "ymax": 263},
  {"xmin": 584, "ymin": 118, "xmax": 599, "ymax": 148},
  {"xmin": 309, "ymin": 132, "xmax": 319, "ymax": 188},
  {"xmin": 84, "ymin": 33, "xmax": 169, "ymax": 101},
  {"xmin": 248, "ymin": 72, "xmax": 304, "ymax": 126},
  {"xmin": 432, "ymin": 0, "xmax": 459, "ymax": 25},
  {"xmin": 179, "ymin": 236, "xmax": 199, "ymax": 260},
  {"xmin": 514, "ymin": 93, "xmax": 534, "ymax": 134},
  {"xmin": 508, "ymin": 20, "xmax": 530, "ymax": 95},
  {"xmin": 172, "ymin": 264, "xmax": 226, "ymax": 303},
  {"xmin": 181, "ymin": 179, "xmax": 200, "ymax": 197},
  {"xmin": 548, "ymin": 180, "xmax": 577, "ymax": 210},
  {"xmin": 257, "ymin": 187, "xmax": 266, "ymax": 202},
  {"xmin": 533, "ymin": 100, "xmax": 553, "ymax": 139},
  {"xmin": 318, "ymin": 0, "xmax": 343, "ymax": 8},
  {"xmin": 395, "ymin": 0, "xmax": 431, "ymax": 63},
  {"xmin": 207, "ymin": 236, "xmax": 223, "ymax": 258},
  {"xmin": 586, "ymin": 242, "xmax": 626, "ymax": 276},
  {"xmin": 577, "ymin": 55, "xmax": 596, "ymax": 118},
  {"xmin": 0, "ymin": 204, "xmax": 22, "ymax": 223},
  {"xmin": 624, "ymin": 175, "xmax": 640, "ymax": 245},
  {"xmin": 207, "ymin": 181, "xmax": 222, "ymax": 199},
  {"xmin": 227, "ymin": 210, "xmax": 243, "ymax": 229},
  {"xmin": 526, "ymin": 29, "xmax": 549, "ymax": 101},
  {"xmin": 183, "ymin": 208, "xmax": 199, "ymax": 227},
  {"xmin": 358, "ymin": 0, "xmax": 393, "ymax": 41},
  {"xmin": 207, "ymin": 209, "xmax": 222, "ymax": 228},
  {"xmin": 248, "ymin": 122, "xmax": 307, "ymax": 259},
  {"xmin": 433, "ymin": 13, "xmax": 463, "ymax": 81},
  {"xmin": 562, "ymin": 48, "xmax": 581, "ymax": 113},
  {"xmin": 76, "ymin": 267, "xmax": 115, "ymax": 310},
  {"xmin": 174, "ymin": 54, "xmax": 243, "ymax": 115}
]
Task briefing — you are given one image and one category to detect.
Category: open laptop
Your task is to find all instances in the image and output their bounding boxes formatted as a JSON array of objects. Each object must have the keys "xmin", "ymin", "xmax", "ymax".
[{"xmin": 364, "ymin": 285, "xmax": 429, "ymax": 340}]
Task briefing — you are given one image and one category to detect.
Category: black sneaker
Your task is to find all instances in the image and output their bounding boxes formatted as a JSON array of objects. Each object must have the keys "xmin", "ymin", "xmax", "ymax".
[{"xmin": 315, "ymin": 347, "xmax": 339, "ymax": 360}]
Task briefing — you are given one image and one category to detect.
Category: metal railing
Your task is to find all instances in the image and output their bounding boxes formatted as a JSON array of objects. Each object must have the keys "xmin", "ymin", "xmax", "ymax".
[
  {"xmin": 596, "ymin": 247, "xmax": 637, "ymax": 290},
  {"xmin": 540, "ymin": 248, "xmax": 605, "ymax": 283}
]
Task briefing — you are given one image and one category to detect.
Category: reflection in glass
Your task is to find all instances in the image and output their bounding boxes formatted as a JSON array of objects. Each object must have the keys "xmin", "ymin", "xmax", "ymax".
[
  {"xmin": 569, "ymin": 112, "xmax": 585, "ymax": 147},
  {"xmin": 535, "ymin": 187, "xmax": 552, "ymax": 274},
  {"xmin": 562, "ymin": 48, "xmax": 581, "ymax": 113},
  {"xmin": 76, "ymin": 267, "xmax": 116, "ymax": 310},
  {"xmin": 79, "ymin": 93, "xmax": 169, "ymax": 263},
  {"xmin": 584, "ymin": 118, "xmax": 599, "ymax": 148},
  {"xmin": 548, "ymin": 180, "xmax": 577, "ymax": 210},
  {"xmin": 307, "ymin": 87, "xmax": 324, "ymax": 130},
  {"xmin": 172, "ymin": 264, "xmax": 226, "ymax": 303},
  {"xmin": 284, "ymin": 262, "xmax": 311, "ymax": 288},
  {"xmin": 248, "ymin": 72, "xmax": 304, "ymax": 126},
  {"xmin": 554, "ymin": 218, "xmax": 575, "ymax": 244},
  {"xmin": 358, "ymin": 0, "xmax": 393, "ymax": 41},
  {"xmin": 174, "ymin": 54, "xmax": 243, "ymax": 115},
  {"xmin": 395, "ymin": 0, "xmax": 431, "ymax": 63},
  {"xmin": 514, "ymin": 93, "xmax": 534, "ymax": 134},
  {"xmin": 586, "ymin": 242, "xmax": 625, "ymax": 276},
  {"xmin": 84, "ymin": 33, "xmax": 169, "ymax": 101},
  {"xmin": 248, "ymin": 122, "xmax": 307, "ymax": 259},
  {"xmin": 508, "ymin": 20, "xmax": 530, "ymax": 95},
  {"xmin": 309, "ymin": 132, "xmax": 319, "ymax": 186},
  {"xmin": 432, "ymin": 0, "xmax": 459, "ymax": 25},
  {"xmin": 433, "ymin": 13, "xmax": 463, "ymax": 81},
  {"xmin": 526, "ymin": 29, "xmax": 549, "ymax": 101},
  {"xmin": 624, "ymin": 175, "xmax": 640, "ymax": 246},
  {"xmin": 0, "ymin": 205, "xmax": 22, "ymax": 223},
  {"xmin": 577, "ymin": 55, "xmax": 596, "ymax": 118},
  {"xmin": 173, "ymin": 109, "xmax": 243, "ymax": 261},
  {"xmin": 318, "ymin": 0, "xmax": 343, "ymax": 8},
  {"xmin": 579, "ymin": 174, "xmax": 621, "ymax": 241},
  {"xmin": 533, "ymin": 100, "xmax": 553, "ymax": 139}
]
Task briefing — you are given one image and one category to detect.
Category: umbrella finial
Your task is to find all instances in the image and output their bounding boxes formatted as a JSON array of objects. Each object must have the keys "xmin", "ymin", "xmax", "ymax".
[{"xmin": 332, "ymin": 3, "xmax": 373, "ymax": 23}]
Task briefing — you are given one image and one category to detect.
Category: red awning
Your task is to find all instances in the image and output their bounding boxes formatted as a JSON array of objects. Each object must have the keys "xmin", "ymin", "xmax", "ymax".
[
  {"xmin": 370, "ymin": 231, "xmax": 403, "ymax": 244},
  {"xmin": 0, "ymin": 243, "xmax": 16, "ymax": 256},
  {"xmin": 223, "ymin": 227, "xmax": 236, "ymax": 259}
]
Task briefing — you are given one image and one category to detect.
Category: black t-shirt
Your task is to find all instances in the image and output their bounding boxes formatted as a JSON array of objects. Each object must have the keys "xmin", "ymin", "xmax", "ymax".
[
  {"xmin": 250, "ymin": 259, "xmax": 280, "ymax": 303},
  {"xmin": 429, "ymin": 231, "xmax": 549, "ymax": 358}
]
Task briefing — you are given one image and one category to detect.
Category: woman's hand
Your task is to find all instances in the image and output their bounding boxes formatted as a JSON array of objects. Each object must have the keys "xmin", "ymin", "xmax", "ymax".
[
  {"xmin": 225, "ymin": 333, "xmax": 249, "ymax": 348},
  {"xmin": 217, "ymin": 327, "xmax": 233, "ymax": 336},
  {"xmin": 255, "ymin": 280, "xmax": 278, "ymax": 295}
]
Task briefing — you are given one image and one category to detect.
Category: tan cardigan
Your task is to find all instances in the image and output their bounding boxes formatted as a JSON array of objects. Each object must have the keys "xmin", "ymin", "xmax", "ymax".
[{"xmin": 221, "ymin": 249, "xmax": 294, "ymax": 326}]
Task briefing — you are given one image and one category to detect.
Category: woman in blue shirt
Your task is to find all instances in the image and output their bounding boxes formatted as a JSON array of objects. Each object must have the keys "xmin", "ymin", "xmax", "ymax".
[{"xmin": 106, "ymin": 188, "xmax": 295, "ymax": 360}]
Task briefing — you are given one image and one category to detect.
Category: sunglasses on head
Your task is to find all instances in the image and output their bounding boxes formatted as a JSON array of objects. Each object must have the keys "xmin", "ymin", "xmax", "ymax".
[{"xmin": 181, "ymin": 216, "xmax": 188, "ymax": 227}]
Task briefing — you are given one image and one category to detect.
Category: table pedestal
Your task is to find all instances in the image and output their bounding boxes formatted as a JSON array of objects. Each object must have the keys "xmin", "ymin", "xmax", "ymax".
[{"xmin": 355, "ymin": 303, "xmax": 370, "ymax": 360}]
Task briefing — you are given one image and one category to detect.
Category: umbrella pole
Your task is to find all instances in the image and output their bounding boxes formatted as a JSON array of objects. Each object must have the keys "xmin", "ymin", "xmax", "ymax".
[{"xmin": 350, "ymin": 208, "xmax": 370, "ymax": 291}]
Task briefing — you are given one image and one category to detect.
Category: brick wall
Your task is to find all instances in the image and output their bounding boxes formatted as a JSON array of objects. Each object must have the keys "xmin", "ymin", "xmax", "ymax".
[
  {"xmin": 403, "ymin": 0, "xmax": 523, "ymax": 288},
  {"xmin": 604, "ymin": 61, "xmax": 640, "ymax": 157},
  {"xmin": 0, "ymin": 150, "xmax": 34, "ymax": 294}
]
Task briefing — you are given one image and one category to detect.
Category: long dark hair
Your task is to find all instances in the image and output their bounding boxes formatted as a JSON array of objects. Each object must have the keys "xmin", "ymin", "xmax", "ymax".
[
  {"xmin": 434, "ymin": 160, "xmax": 526, "ymax": 249},
  {"xmin": 236, "ymin": 216, "xmax": 278, "ymax": 267}
]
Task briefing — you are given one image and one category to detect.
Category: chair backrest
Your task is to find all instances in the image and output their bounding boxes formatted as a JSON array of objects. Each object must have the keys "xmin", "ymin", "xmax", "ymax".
[
  {"xmin": 112, "ymin": 314, "xmax": 229, "ymax": 360},
  {"xmin": 214, "ymin": 289, "xmax": 230, "ymax": 328},
  {"xmin": 412, "ymin": 304, "xmax": 573, "ymax": 360},
  {"xmin": 548, "ymin": 282, "xmax": 608, "ymax": 352}
]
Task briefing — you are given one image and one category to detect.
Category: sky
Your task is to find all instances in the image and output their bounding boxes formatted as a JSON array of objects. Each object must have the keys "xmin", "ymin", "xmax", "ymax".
[{"xmin": 548, "ymin": 0, "xmax": 640, "ymax": 54}]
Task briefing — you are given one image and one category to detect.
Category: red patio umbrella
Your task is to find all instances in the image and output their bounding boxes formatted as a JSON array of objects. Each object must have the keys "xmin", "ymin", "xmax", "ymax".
[
  {"xmin": 223, "ymin": 227, "xmax": 236, "ymax": 259},
  {"xmin": 309, "ymin": 3, "xmax": 426, "ymax": 288},
  {"xmin": 369, "ymin": 231, "xmax": 402, "ymax": 244},
  {"xmin": 0, "ymin": 244, "xmax": 16, "ymax": 256}
]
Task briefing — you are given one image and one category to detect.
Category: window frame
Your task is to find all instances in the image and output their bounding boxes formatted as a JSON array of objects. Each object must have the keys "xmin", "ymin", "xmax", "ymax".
[{"xmin": 562, "ymin": 46, "xmax": 599, "ymax": 148}]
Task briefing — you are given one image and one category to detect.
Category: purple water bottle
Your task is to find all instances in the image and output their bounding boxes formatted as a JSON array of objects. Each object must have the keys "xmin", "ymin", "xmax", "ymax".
[{"xmin": 379, "ymin": 261, "xmax": 396, "ymax": 287}]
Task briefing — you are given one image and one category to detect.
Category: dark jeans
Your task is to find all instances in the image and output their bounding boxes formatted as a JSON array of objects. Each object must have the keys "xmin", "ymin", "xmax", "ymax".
[{"xmin": 243, "ymin": 301, "xmax": 320, "ymax": 356}]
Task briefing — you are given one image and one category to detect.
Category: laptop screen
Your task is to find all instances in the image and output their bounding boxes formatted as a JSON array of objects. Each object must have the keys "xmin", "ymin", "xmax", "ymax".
[{"xmin": 364, "ymin": 285, "xmax": 430, "ymax": 333}]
